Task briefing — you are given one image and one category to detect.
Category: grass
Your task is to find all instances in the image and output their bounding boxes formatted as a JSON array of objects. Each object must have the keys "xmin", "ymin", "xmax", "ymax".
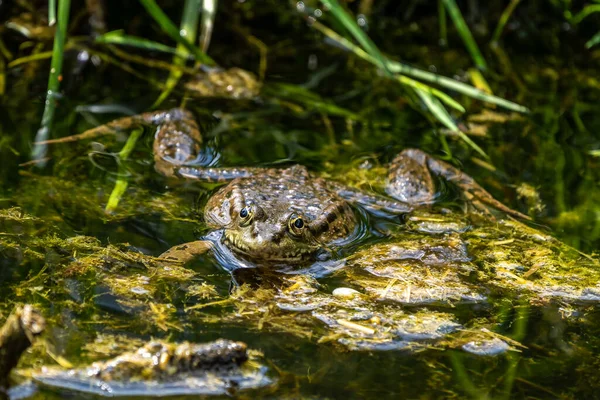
[
  {"xmin": 26, "ymin": 0, "xmax": 534, "ymax": 168},
  {"xmin": 29, "ymin": 0, "xmax": 530, "ymax": 162},
  {"xmin": 308, "ymin": 0, "xmax": 529, "ymax": 158},
  {"xmin": 491, "ymin": 0, "xmax": 522, "ymax": 44},
  {"xmin": 438, "ymin": 0, "xmax": 448, "ymax": 46},
  {"xmin": 199, "ymin": 0, "xmax": 217, "ymax": 52},
  {"xmin": 48, "ymin": 0, "xmax": 57, "ymax": 26},
  {"xmin": 151, "ymin": 0, "xmax": 203, "ymax": 108},
  {"xmin": 95, "ymin": 30, "xmax": 185, "ymax": 56},
  {"xmin": 441, "ymin": 0, "xmax": 488, "ymax": 70},
  {"xmin": 105, "ymin": 127, "xmax": 144, "ymax": 213},
  {"xmin": 569, "ymin": 1, "xmax": 600, "ymax": 48},
  {"xmin": 316, "ymin": 1, "xmax": 529, "ymax": 113},
  {"xmin": 138, "ymin": 0, "xmax": 214, "ymax": 65},
  {"xmin": 320, "ymin": 0, "xmax": 391, "ymax": 76},
  {"xmin": 31, "ymin": 0, "xmax": 71, "ymax": 166},
  {"xmin": 0, "ymin": 56, "xmax": 5, "ymax": 96}
]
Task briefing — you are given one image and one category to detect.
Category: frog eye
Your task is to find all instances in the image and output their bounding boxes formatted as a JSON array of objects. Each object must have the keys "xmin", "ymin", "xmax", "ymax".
[
  {"xmin": 288, "ymin": 215, "xmax": 305, "ymax": 236},
  {"xmin": 239, "ymin": 206, "xmax": 253, "ymax": 226}
]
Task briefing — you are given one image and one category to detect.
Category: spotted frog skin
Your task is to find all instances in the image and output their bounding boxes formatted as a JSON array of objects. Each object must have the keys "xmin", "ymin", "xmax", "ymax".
[
  {"xmin": 75, "ymin": 108, "xmax": 528, "ymax": 263},
  {"xmin": 204, "ymin": 165, "xmax": 356, "ymax": 262},
  {"xmin": 183, "ymin": 67, "xmax": 261, "ymax": 100}
]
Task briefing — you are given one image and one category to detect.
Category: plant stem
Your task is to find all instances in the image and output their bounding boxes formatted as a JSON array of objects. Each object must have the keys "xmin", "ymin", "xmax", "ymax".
[
  {"xmin": 31, "ymin": 0, "xmax": 71, "ymax": 166},
  {"xmin": 138, "ymin": 0, "xmax": 213, "ymax": 65},
  {"xmin": 105, "ymin": 127, "xmax": 143, "ymax": 213},
  {"xmin": 152, "ymin": 0, "xmax": 202, "ymax": 108},
  {"xmin": 48, "ymin": 0, "xmax": 57, "ymax": 26},
  {"xmin": 438, "ymin": 0, "xmax": 447, "ymax": 46},
  {"xmin": 491, "ymin": 0, "xmax": 521, "ymax": 44},
  {"xmin": 442, "ymin": 0, "xmax": 488, "ymax": 70}
]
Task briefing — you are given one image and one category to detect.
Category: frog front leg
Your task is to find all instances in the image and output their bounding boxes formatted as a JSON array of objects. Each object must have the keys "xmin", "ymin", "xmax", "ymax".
[
  {"xmin": 151, "ymin": 109, "xmax": 265, "ymax": 181},
  {"xmin": 385, "ymin": 149, "xmax": 530, "ymax": 219},
  {"xmin": 45, "ymin": 108, "xmax": 264, "ymax": 182}
]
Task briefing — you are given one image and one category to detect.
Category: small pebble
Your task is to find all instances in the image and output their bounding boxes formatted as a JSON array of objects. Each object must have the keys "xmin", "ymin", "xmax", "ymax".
[
  {"xmin": 332, "ymin": 287, "xmax": 360, "ymax": 298},
  {"xmin": 130, "ymin": 287, "xmax": 150, "ymax": 295}
]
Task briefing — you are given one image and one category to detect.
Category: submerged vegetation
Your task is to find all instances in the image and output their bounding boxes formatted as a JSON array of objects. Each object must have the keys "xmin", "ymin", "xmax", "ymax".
[{"xmin": 1, "ymin": 0, "xmax": 600, "ymax": 398}]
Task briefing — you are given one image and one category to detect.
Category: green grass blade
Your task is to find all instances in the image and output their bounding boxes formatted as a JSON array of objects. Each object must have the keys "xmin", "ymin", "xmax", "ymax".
[
  {"xmin": 385, "ymin": 58, "xmax": 527, "ymax": 112},
  {"xmin": 0, "ymin": 37, "xmax": 13, "ymax": 60},
  {"xmin": 397, "ymin": 75, "xmax": 465, "ymax": 113},
  {"xmin": 8, "ymin": 50, "xmax": 54, "ymax": 67},
  {"xmin": 491, "ymin": 0, "xmax": 521, "ymax": 43},
  {"xmin": 308, "ymin": 20, "xmax": 461, "ymax": 110},
  {"xmin": 0, "ymin": 57, "xmax": 5, "ymax": 95},
  {"xmin": 438, "ymin": 0, "xmax": 447, "ymax": 46},
  {"xmin": 455, "ymin": 129, "xmax": 487, "ymax": 159},
  {"xmin": 48, "ymin": 0, "xmax": 57, "ymax": 26},
  {"xmin": 310, "ymin": 20, "xmax": 527, "ymax": 113},
  {"xmin": 572, "ymin": 5, "xmax": 600, "ymax": 24},
  {"xmin": 414, "ymin": 87, "xmax": 458, "ymax": 132},
  {"xmin": 320, "ymin": 0, "xmax": 391, "ymax": 76},
  {"xmin": 200, "ymin": 0, "xmax": 217, "ymax": 52},
  {"xmin": 31, "ymin": 0, "xmax": 70, "ymax": 166},
  {"xmin": 265, "ymin": 83, "xmax": 361, "ymax": 119},
  {"xmin": 586, "ymin": 31, "xmax": 600, "ymax": 48},
  {"xmin": 415, "ymin": 87, "xmax": 488, "ymax": 159},
  {"xmin": 138, "ymin": 0, "xmax": 214, "ymax": 65},
  {"xmin": 442, "ymin": 0, "xmax": 488, "ymax": 70},
  {"xmin": 468, "ymin": 68, "xmax": 492, "ymax": 93},
  {"xmin": 589, "ymin": 150, "xmax": 600, "ymax": 157},
  {"xmin": 152, "ymin": 0, "xmax": 202, "ymax": 108},
  {"xmin": 449, "ymin": 353, "xmax": 488, "ymax": 400},
  {"xmin": 96, "ymin": 30, "xmax": 184, "ymax": 56},
  {"xmin": 105, "ymin": 127, "xmax": 144, "ymax": 213}
]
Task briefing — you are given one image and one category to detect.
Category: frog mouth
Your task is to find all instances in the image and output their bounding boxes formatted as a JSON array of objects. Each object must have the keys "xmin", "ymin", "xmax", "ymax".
[{"xmin": 223, "ymin": 231, "xmax": 315, "ymax": 262}]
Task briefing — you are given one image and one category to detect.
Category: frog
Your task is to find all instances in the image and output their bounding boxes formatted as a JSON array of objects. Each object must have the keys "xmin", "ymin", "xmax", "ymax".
[
  {"xmin": 183, "ymin": 67, "xmax": 262, "ymax": 100},
  {"xmin": 65, "ymin": 107, "xmax": 528, "ymax": 265},
  {"xmin": 5, "ymin": 12, "xmax": 54, "ymax": 41}
]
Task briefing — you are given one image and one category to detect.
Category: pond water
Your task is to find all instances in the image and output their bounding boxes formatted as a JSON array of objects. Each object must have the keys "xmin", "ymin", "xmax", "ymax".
[{"xmin": 1, "ymin": 1, "xmax": 600, "ymax": 399}]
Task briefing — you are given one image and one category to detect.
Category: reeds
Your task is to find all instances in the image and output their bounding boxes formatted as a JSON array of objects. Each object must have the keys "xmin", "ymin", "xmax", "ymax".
[
  {"xmin": 151, "ymin": 0, "xmax": 204, "ymax": 107},
  {"xmin": 31, "ymin": 0, "xmax": 70, "ymax": 166},
  {"xmin": 441, "ymin": 0, "xmax": 487, "ymax": 70},
  {"xmin": 570, "ymin": 2, "xmax": 600, "ymax": 48},
  {"xmin": 312, "ymin": 0, "xmax": 528, "ymax": 158},
  {"xmin": 31, "ymin": 0, "xmax": 531, "ymax": 170},
  {"xmin": 138, "ymin": 0, "xmax": 213, "ymax": 65},
  {"xmin": 105, "ymin": 128, "xmax": 143, "ymax": 213}
]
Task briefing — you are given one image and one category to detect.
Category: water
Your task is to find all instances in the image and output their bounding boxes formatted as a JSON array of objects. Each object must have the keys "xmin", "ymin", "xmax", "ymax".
[{"xmin": 1, "ymin": 1, "xmax": 600, "ymax": 399}]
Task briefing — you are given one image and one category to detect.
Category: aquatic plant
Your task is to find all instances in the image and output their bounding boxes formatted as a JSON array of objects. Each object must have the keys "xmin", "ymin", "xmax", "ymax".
[
  {"xmin": 569, "ymin": 0, "xmax": 600, "ymax": 48},
  {"xmin": 307, "ymin": 0, "xmax": 528, "ymax": 157},
  {"xmin": 30, "ymin": 0, "xmax": 70, "ymax": 166}
]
